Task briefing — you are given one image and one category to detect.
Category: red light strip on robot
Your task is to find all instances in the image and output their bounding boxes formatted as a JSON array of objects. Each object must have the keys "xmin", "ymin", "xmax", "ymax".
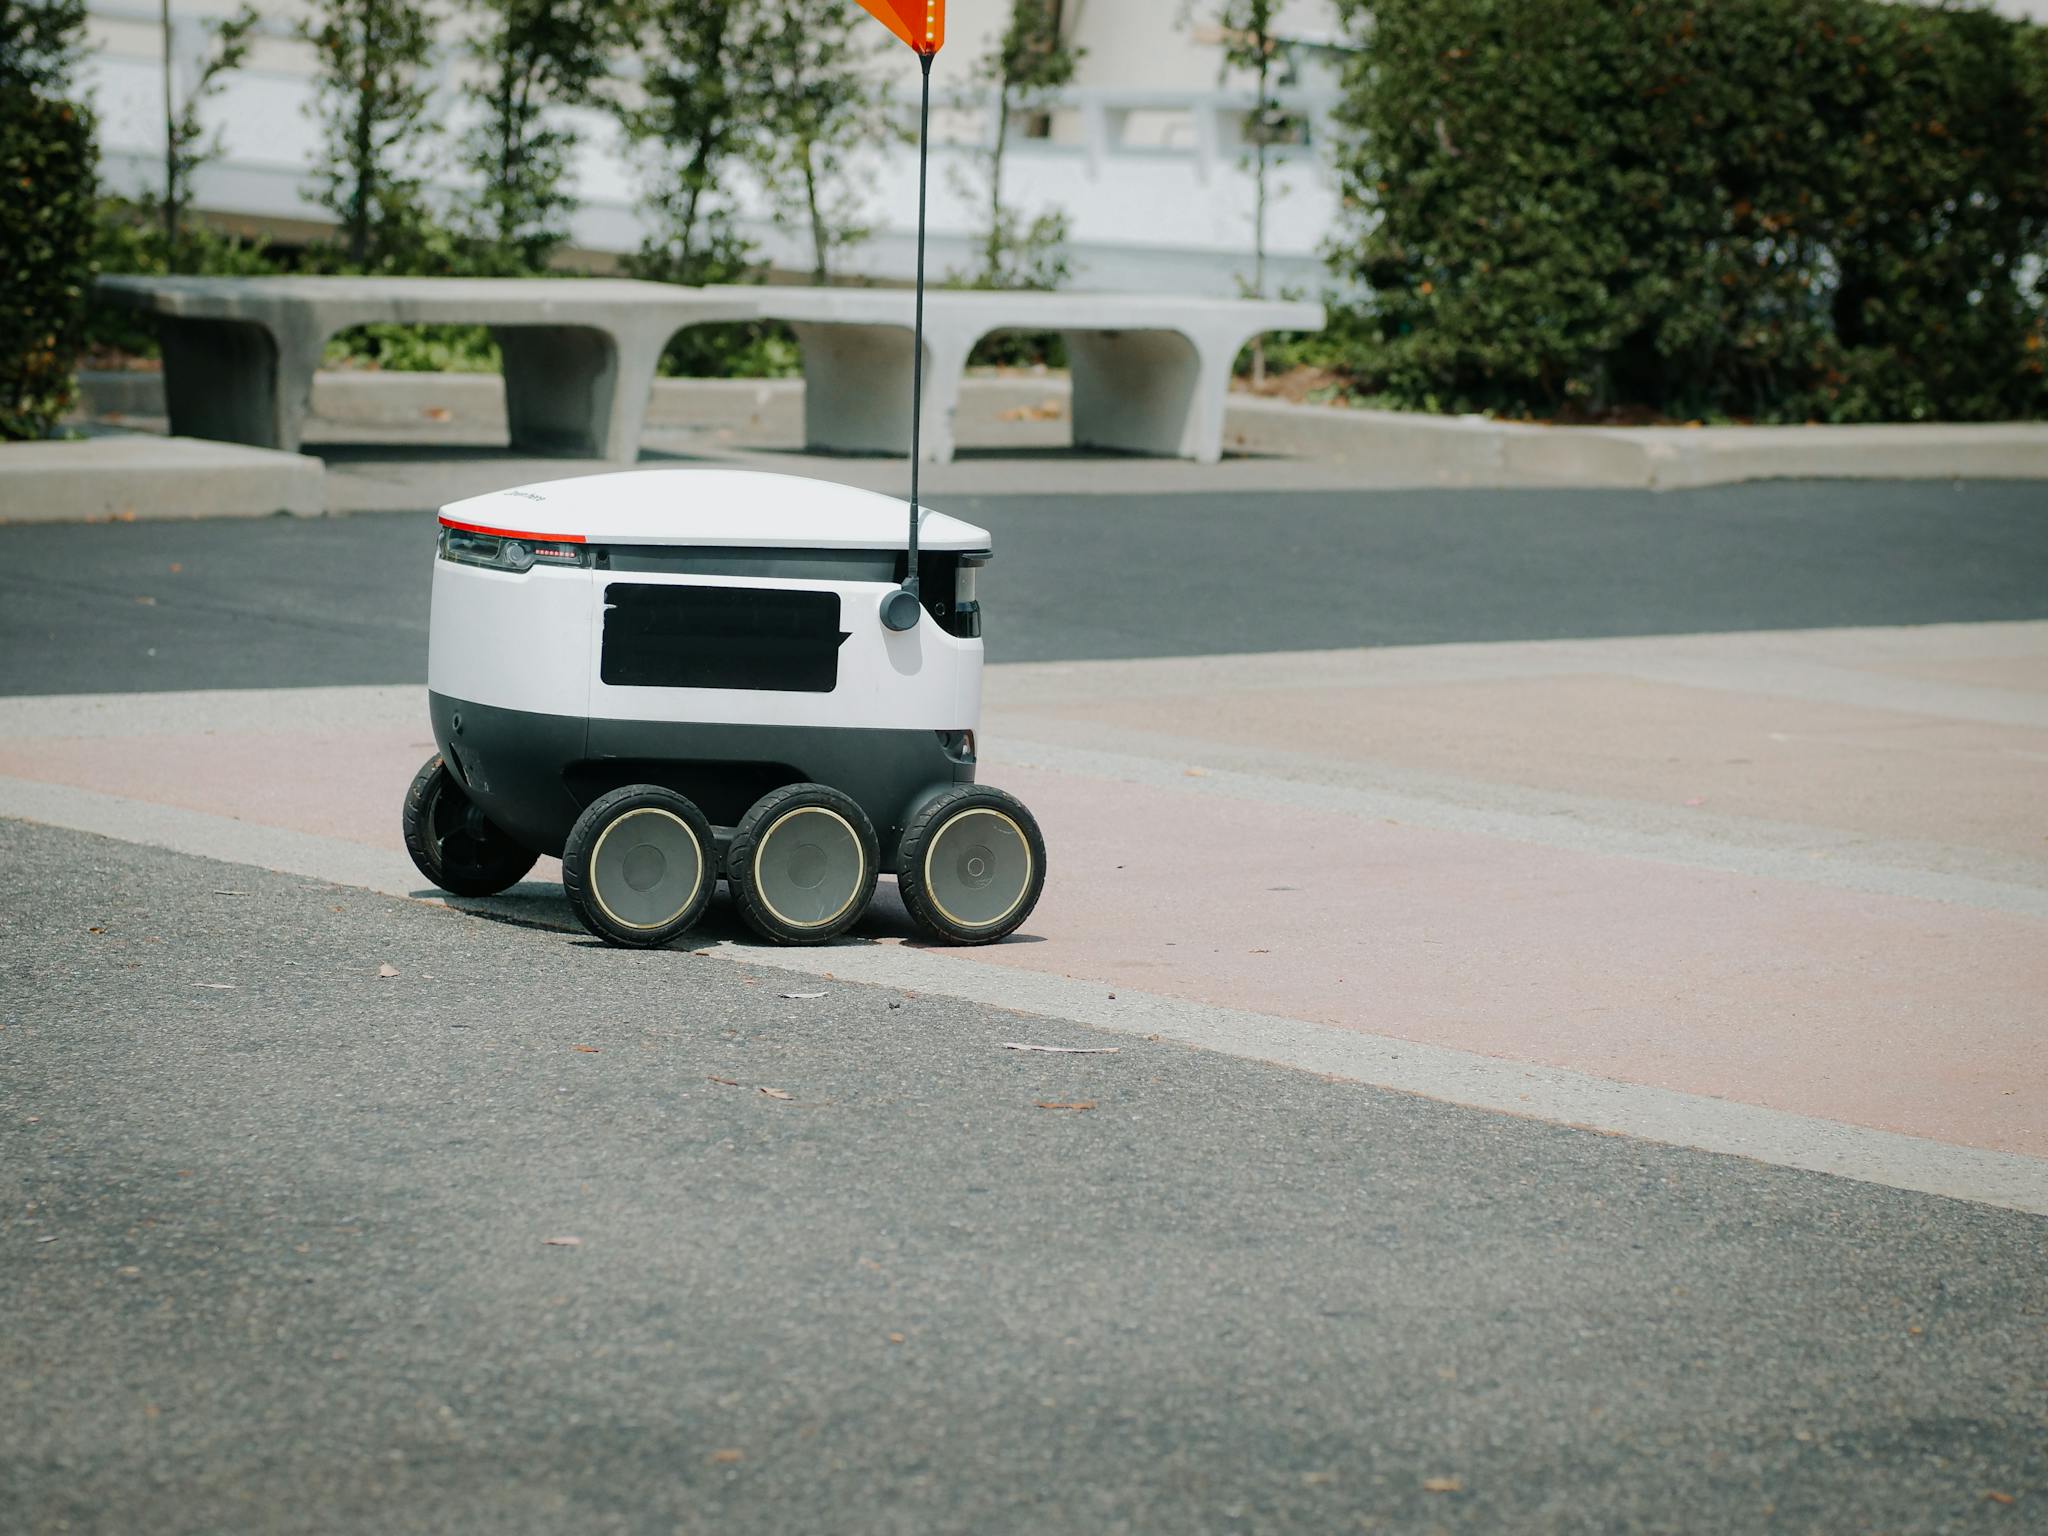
[{"xmin": 438, "ymin": 516, "xmax": 585, "ymax": 544}]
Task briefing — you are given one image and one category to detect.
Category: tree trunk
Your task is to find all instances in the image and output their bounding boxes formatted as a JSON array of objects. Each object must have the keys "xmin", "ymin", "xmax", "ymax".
[
  {"xmin": 497, "ymin": 68, "xmax": 518, "ymax": 248},
  {"xmin": 1250, "ymin": 43, "xmax": 1271, "ymax": 389},
  {"xmin": 350, "ymin": 72, "xmax": 374, "ymax": 266},
  {"xmin": 160, "ymin": 0, "xmax": 178, "ymax": 263},
  {"xmin": 803, "ymin": 139, "xmax": 828, "ymax": 284},
  {"xmin": 677, "ymin": 125, "xmax": 718, "ymax": 272},
  {"xmin": 986, "ymin": 84, "xmax": 1011, "ymax": 283}
]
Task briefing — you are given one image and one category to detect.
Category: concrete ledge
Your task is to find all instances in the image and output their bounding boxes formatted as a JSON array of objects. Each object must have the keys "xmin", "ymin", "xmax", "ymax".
[
  {"xmin": 72, "ymin": 371, "xmax": 2048, "ymax": 489},
  {"xmin": 1225, "ymin": 397, "xmax": 2048, "ymax": 488},
  {"xmin": 0, "ymin": 434, "xmax": 325, "ymax": 523},
  {"xmin": 1614, "ymin": 422, "xmax": 2048, "ymax": 489}
]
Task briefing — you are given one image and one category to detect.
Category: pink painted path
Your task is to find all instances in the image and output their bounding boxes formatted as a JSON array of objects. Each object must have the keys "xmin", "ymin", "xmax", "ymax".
[{"xmin": 2, "ymin": 625, "xmax": 2043, "ymax": 1158}]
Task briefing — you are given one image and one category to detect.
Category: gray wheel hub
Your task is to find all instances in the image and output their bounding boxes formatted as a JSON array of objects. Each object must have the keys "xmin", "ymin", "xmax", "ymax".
[
  {"xmin": 924, "ymin": 809, "xmax": 1032, "ymax": 931},
  {"xmin": 590, "ymin": 808, "xmax": 704, "ymax": 930},
  {"xmin": 754, "ymin": 807, "xmax": 866, "ymax": 929}
]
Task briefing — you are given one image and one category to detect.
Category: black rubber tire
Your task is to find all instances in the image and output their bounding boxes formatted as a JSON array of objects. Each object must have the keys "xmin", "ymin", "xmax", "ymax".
[
  {"xmin": 401, "ymin": 754, "xmax": 538, "ymax": 898},
  {"xmin": 896, "ymin": 785, "xmax": 1046, "ymax": 946},
  {"xmin": 561, "ymin": 785, "xmax": 716, "ymax": 949},
  {"xmin": 727, "ymin": 783, "xmax": 880, "ymax": 946}
]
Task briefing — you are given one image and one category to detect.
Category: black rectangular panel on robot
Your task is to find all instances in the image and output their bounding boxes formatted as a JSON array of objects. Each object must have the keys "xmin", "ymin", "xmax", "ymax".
[{"xmin": 601, "ymin": 583, "xmax": 846, "ymax": 692}]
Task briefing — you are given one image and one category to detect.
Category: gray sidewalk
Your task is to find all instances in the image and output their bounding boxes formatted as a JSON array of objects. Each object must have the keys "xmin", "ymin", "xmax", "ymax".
[{"xmin": 4, "ymin": 818, "xmax": 2042, "ymax": 1536}]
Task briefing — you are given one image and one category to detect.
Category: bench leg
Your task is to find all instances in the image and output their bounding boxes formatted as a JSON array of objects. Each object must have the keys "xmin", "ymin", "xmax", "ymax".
[
  {"xmin": 791, "ymin": 322, "xmax": 965, "ymax": 463},
  {"xmin": 156, "ymin": 316, "xmax": 321, "ymax": 452},
  {"xmin": 1067, "ymin": 328, "xmax": 1231, "ymax": 462},
  {"xmin": 494, "ymin": 326, "xmax": 660, "ymax": 460}
]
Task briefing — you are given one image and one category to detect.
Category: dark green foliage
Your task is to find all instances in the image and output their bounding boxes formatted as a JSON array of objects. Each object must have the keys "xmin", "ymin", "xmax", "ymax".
[
  {"xmin": 158, "ymin": 4, "xmax": 259, "ymax": 266},
  {"xmin": 752, "ymin": 0, "xmax": 898, "ymax": 282},
  {"xmin": 299, "ymin": 0, "xmax": 439, "ymax": 268},
  {"xmin": 624, "ymin": 0, "xmax": 764, "ymax": 282},
  {"xmin": 1196, "ymin": 1, "xmax": 1293, "ymax": 295},
  {"xmin": 2, "ymin": 6, "xmax": 95, "ymax": 439},
  {"xmin": 1191, "ymin": 1, "xmax": 1298, "ymax": 385},
  {"xmin": 0, "ymin": 0, "xmax": 85, "ymax": 92},
  {"xmin": 955, "ymin": 0, "xmax": 1081, "ymax": 290},
  {"xmin": 461, "ymin": 0, "xmax": 636, "ymax": 268},
  {"xmin": 85, "ymin": 200, "xmax": 276, "ymax": 359},
  {"xmin": 622, "ymin": 0, "xmax": 802, "ymax": 375},
  {"xmin": 624, "ymin": 205, "xmax": 800, "ymax": 378},
  {"xmin": 1328, "ymin": 0, "xmax": 2048, "ymax": 422}
]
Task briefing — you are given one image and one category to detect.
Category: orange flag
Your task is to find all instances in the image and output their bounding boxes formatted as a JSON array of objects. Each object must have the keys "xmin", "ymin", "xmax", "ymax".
[{"xmin": 857, "ymin": 0, "xmax": 944, "ymax": 55}]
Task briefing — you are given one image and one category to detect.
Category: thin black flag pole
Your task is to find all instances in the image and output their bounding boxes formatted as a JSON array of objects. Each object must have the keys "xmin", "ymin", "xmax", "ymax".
[
  {"xmin": 882, "ymin": 45, "xmax": 937, "ymax": 634},
  {"xmin": 906, "ymin": 50, "xmax": 935, "ymax": 602}
]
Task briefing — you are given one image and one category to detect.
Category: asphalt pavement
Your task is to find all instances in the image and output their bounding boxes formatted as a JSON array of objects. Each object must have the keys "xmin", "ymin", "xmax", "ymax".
[
  {"xmin": 4, "ymin": 817, "xmax": 2043, "ymax": 1536},
  {"xmin": 2, "ymin": 479, "xmax": 2045, "ymax": 694}
]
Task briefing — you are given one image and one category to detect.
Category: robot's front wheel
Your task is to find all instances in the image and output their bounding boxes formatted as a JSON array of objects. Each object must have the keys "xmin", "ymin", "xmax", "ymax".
[
  {"xmin": 401, "ymin": 754, "xmax": 538, "ymax": 898},
  {"xmin": 897, "ymin": 786, "xmax": 1046, "ymax": 946},
  {"xmin": 562, "ymin": 785, "xmax": 717, "ymax": 949},
  {"xmin": 728, "ymin": 784, "xmax": 880, "ymax": 946}
]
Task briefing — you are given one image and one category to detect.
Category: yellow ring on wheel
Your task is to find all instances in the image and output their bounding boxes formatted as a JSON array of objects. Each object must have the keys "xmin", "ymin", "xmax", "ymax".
[
  {"xmin": 922, "ymin": 808, "xmax": 1033, "ymax": 931},
  {"xmin": 589, "ymin": 807, "xmax": 704, "ymax": 931},
  {"xmin": 752, "ymin": 805, "xmax": 867, "ymax": 930}
]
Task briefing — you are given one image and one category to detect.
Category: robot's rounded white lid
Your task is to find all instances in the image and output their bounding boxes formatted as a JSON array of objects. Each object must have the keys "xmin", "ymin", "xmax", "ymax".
[{"xmin": 439, "ymin": 468, "xmax": 990, "ymax": 552}]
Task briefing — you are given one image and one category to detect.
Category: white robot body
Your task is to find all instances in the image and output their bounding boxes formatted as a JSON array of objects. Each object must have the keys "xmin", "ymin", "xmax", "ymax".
[{"xmin": 408, "ymin": 468, "xmax": 1043, "ymax": 948}]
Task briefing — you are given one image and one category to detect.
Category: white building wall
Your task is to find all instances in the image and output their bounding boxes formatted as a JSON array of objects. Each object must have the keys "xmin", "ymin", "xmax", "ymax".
[
  {"xmin": 83, "ymin": 0, "xmax": 1348, "ymax": 296},
  {"xmin": 79, "ymin": 1, "xmax": 2048, "ymax": 299}
]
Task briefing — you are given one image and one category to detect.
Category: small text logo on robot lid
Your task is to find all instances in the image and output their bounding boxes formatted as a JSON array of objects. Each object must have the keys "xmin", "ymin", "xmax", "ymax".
[{"xmin": 502, "ymin": 490, "xmax": 547, "ymax": 501}]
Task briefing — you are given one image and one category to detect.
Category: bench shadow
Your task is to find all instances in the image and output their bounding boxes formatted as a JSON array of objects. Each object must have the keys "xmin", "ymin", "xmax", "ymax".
[
  {"xmin": 684, "ymin": 442, "xmax": 1292, "ymax": 468},
  {"xmin": 315, "ymin": 442, "xmax": 724, "ymax": 468}
]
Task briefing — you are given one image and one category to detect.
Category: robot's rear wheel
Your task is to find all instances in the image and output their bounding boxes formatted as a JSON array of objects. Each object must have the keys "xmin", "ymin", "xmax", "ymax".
[
  {"xmin": 728, "ymin": 783, "xmax": 880, "ymax": 946},
  {"xmin": 562, "ymin": 785, "xmax": 717, "ymax": 948},
  {"xmin": 896, "ymin": 786, "xmax": 1046, "ymax": 946},
  {"xmin": 402, "ymin": 754, "xmax": 538, "ymax": 898}
]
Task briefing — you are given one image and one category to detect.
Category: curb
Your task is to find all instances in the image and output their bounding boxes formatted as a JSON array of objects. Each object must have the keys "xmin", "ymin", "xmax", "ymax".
[
  {"xmin": 1221, "ymin": 397, "xmax": 2048, "ymax": 488},
  {"xmin": 0, "ymin": 434, "xmax": 325, "ymax": 524},
  {"xmin": 69, "ymin": 371, "xmax": 2048, "ymax": 490}
]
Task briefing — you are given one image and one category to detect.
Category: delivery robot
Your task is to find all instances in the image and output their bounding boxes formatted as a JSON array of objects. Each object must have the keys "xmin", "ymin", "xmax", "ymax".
[{"xmin": 400, "ymin": 467, "xmax": 1045, "ymax": 949}]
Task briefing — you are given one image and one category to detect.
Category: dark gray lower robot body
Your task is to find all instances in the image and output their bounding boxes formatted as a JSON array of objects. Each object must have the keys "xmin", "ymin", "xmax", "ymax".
[{"xmin": 401, "ymin": 469, "xmax": 1046, "ymax": 950}]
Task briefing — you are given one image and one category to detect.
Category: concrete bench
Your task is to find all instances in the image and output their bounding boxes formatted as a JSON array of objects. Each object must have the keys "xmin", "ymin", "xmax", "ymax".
[
  {"xmin": 710, "ymin": 286, "xmax": 1324, "ymax": 464},
  {"xmin": 99, "ymin": 275, "xmax": 1322, "ymax": 467},
  {"xmin": 96, "ymin": 276, "xmax": 760, "ymax": 461}
]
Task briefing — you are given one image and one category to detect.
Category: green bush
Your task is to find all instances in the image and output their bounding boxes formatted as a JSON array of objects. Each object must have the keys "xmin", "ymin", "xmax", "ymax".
[
  {"xmin": 1, "ymin": 90, "xmax": 96, "ymax": 438},
  {"xmin": 1328, "ymin": 0, "xmax": 2048, "ymax": 422},
  {"xmin": 86, "ymin": 200, "xmax": 280, "ymax": 361},
  {"xmin": 323, "ymin": 323, "xmax": 502, "ymax": 373}
]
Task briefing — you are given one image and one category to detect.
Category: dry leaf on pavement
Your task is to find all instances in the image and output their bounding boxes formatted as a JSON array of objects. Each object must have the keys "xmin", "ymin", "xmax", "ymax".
[
  {"xmin": 376, "ymin": 964, "xmax": 399, "ymax": 979},
  {"xmin": 779, "ymin": 991, "xmax": 827, "ymax": 1000},
  {"xmin": 573, "ymin": 1045, "xmax": 601, "ymax": 1053},
  {"xmin": 759, "ymin": 1087, "xmax": 793, "ymax": 1101},
  {"xmin": 1422, "ymin": 1477, "xmax": 1463, "ymax": 1494},
  {"xmin": 1001, "ymin": 1043, "xmax": 1119, "ymax": 1055},
  {"xmin": 1035, "ymin": 1101, "xmax": 1097, "ymax": 1111},
  {"xmin": 542, "ymin": 1236, "xmax": 583, "ymax": 1248}
]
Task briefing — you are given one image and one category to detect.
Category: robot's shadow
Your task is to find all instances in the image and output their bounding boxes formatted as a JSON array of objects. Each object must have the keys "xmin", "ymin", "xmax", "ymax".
[{"xmin": 431, "ymin": 880, "xmax": 1045, "ymax": 950}]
